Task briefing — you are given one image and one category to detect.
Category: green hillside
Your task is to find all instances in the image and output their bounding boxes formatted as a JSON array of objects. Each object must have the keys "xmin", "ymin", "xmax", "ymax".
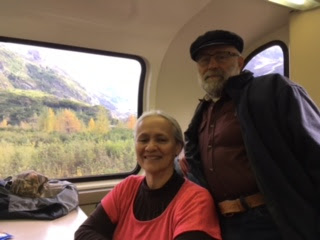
[
  {"xmin": 0, "ymin": 89, "xmax": 113, "ymax": 126},
  {"xmin": 0, "ymin": 46, "xmax": 94, "ymax": 104}
]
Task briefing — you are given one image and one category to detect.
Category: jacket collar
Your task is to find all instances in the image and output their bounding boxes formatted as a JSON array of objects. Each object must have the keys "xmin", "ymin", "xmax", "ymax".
[
  {"xmin": 226, "ymin": 70, "xmax": 253, "ymax": 90},
  {"xmin": 225, "ymin": 70, "xmax": 253, "ymax": 102}
]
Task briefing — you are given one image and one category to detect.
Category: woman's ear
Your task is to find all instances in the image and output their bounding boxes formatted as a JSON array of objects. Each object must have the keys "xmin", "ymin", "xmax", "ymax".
[{"xmin": 175, "ymin": 144, "xmax": 183, "ymax": 156}]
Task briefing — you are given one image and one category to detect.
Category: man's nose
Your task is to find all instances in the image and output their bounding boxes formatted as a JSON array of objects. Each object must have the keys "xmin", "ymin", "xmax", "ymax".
[{"xmin": 207, "ymin": 56, "xmax": 219, "ymax": 69}]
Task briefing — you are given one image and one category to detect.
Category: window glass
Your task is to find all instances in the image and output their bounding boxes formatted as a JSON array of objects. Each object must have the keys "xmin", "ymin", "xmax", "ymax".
[
  {"xmin": 243, "ymin": 41, "xmax": 288, "ymax": 77},
  {"xmin": 0, "ymin": 38, "xmax": 144, "ymax": 180}
]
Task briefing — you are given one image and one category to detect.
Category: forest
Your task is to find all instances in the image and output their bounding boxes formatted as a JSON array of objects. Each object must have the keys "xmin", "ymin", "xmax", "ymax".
[{"xmin": 0, "ymin": 105, "xmax": 137, "ymax": 179}]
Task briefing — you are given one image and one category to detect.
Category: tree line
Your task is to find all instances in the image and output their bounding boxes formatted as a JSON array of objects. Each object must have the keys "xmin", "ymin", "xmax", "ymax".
[
  {"xmin": 0, "ymin": 106, "xmax": 137, "ymax": 133},
  {"xmin": 0, "ymin": 106, "xmax": 138, "ymax": 179}
]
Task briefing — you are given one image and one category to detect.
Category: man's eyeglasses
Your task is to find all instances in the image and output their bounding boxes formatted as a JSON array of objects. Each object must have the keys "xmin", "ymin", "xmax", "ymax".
[{"xmin": 195, "ymin": 51, "xmax": 240, "ymax": 66}]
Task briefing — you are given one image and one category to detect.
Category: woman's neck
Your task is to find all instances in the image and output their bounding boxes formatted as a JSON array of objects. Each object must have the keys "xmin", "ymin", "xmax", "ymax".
[{"xmin": 145, "ymin": 168, "xmax": 174, "ymax": 190}]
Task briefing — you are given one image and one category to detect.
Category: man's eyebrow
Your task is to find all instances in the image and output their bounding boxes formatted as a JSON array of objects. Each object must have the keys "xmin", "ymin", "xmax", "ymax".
[{"xmin": 200, "ymin": 51, "xmax": 237, "ymax": 55}]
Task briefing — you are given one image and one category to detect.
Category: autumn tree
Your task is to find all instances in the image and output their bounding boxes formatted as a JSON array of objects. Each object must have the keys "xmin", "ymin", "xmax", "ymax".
[
  {"xmin": 55, "ymin": 109, "xmax": 82, "ymax": 134},
  {"xmin": 127, "ymin": 114, "xmax": 137, "ymax": 129},
  {"xmin": 94, "ymin": 106, "xmax": 110, "ymax": 134},
  {"xmin": 0, "ymin": 118, "xmax": 8, "ymax": 128},
  {"xmin": 47, "ymin": 108, "xmax": 56, "ymax": 132},
  {"xmin": 87, "ymin": 118, "xmax": 96, "ymax": 132},
  {"xmin": 38, "ymin": 108, "xmax": 56, "ymax": 132}
]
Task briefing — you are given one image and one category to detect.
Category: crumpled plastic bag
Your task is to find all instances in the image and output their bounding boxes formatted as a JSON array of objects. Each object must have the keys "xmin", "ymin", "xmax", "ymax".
[
  {"xmin": 9, "ymin": 170, "xmax": 48, "ymax": 198},
  {"xmin": 0, "ymin": 170, "xmax": 79, "ymax": 220}
]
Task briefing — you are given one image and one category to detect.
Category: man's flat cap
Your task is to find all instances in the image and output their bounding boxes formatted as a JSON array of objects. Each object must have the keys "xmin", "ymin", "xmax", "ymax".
[{"xmin": 190, "ymin": 30, "xmax": 244, "ymax": 61}]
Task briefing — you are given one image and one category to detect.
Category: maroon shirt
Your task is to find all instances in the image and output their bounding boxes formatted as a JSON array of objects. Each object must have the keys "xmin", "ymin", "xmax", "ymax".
[{"xmin": 198, "ymin": 96, "xmax": 259, "ymax": 202}]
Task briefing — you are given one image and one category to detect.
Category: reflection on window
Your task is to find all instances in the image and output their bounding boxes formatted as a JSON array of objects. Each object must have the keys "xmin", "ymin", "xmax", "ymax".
[
  {"xmin": 244, "ymin": 41, "xmax": 288, "ymax": 77},
  {"xmin": 0, "ymin": 39, "xmax": 143, "ymax": 180}
]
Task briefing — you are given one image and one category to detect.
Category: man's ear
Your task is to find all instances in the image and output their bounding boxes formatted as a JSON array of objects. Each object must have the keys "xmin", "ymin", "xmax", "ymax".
[{"xmin": 238, "ymin": 56, "xmax": 245, "ymax": 70}]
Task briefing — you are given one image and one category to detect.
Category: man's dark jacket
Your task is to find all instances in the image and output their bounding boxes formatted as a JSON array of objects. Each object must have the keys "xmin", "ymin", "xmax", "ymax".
[{"xmin": 183, "ymin": 71, "xmax": 320, "ymax": 240}]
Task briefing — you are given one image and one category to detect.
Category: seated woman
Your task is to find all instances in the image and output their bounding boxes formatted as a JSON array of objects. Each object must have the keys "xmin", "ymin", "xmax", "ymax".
[{"xmin": 75, "ymin": 110, "xmax": 221, "ymax": 240}]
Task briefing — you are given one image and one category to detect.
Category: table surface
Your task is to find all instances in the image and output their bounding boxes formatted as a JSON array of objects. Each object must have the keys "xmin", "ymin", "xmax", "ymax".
[{"xmin": 0, "ymin": 207, "xmax": 87, "ymax": 240}]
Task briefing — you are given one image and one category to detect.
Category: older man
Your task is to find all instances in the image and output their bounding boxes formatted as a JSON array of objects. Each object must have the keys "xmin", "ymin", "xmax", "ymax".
[{"xmin": 177, "ymin": 30, "xmax": 320, "ymax": 240}]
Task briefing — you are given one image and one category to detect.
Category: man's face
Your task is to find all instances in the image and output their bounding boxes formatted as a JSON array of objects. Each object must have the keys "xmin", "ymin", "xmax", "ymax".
[{"xmin": 196, "ymin": 45, "xmax": 244, "ymax": 98}]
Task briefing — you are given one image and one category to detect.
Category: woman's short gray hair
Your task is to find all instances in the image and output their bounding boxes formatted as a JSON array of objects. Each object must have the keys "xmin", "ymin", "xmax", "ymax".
[{"xmin": 134, "ymin": 110, "xmax": 184, "ymax": 147}]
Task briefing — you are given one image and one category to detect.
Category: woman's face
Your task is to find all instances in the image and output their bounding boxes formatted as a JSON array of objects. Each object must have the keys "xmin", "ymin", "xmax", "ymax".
[{"xmin": 135, "ymin": 116, "xmax": 182, "ymax": 175}]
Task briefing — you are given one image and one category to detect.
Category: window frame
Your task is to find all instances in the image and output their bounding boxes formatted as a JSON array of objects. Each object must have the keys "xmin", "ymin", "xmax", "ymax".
[
  {"xmin": 0, "ymin": 36, "xmax": 146, "ymax": 182},
  {"xmin": 244, "ymin": 40, "xmax": 289, "ymax": 77}
]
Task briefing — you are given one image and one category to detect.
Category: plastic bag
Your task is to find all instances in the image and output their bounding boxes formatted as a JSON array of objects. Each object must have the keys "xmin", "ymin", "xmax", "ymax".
[
  {"xmin": 0, "ymin": 171, "xmax": 79, "ymax": 220},
  {"xmin": 9, "ymin": 170, "xmax": 48, "ymax": 198}
]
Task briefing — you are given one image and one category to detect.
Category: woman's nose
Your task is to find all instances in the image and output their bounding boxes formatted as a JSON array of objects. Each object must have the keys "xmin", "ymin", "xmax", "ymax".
[{"xmin": 145, "ymin": 141, "xmax": 157, "ymax": 150}]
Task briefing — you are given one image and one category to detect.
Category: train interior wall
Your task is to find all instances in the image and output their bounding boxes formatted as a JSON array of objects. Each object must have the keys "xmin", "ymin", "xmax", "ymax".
[{"xmin": 155, "ymin": 8, "xmax": 320, "ymax": 134}]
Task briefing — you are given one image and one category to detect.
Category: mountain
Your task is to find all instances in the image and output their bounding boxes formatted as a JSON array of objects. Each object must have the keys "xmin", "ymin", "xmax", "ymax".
[{"xmin": 0, "ymin": 45, "xmax": 131, "ymax": 122}]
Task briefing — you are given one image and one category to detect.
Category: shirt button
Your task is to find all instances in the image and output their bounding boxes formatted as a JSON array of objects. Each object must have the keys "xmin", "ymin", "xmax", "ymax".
[
  {"xmin": 208, "ymin": 145, "xmax": 212, "ymax": 149},
  {"xmin": 210, "ymin": 124, "xmax": 214, "ymax": 128}
]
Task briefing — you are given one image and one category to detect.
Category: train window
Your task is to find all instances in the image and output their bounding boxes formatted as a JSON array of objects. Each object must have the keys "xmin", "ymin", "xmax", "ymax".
[
  {"xmin": 244, "ymin": 40, "xmax": 289, "ymax": 77},
  {"xmin": 0, "ymin": 37, "xmax": 145, "ymax": 182}
]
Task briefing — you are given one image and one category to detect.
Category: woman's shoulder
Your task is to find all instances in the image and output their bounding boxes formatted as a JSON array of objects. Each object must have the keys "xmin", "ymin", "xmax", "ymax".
[
  {"xmin": 105, "ymin": 175, "xmax": 144, "ymax": 202},
  {"xmin": 118, "ymin": 174, "xmax": 144, "ymax": 186},
  {"xmin": 183, "ymin": 178, "xmax": 208, "ymax": 189},
  {"xmin": 180, "ymin": 179, "xmax": 212, "ymax": 198}
]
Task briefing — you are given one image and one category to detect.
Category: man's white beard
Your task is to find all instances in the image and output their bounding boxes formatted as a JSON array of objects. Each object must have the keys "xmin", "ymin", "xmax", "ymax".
[{"xmin": 198, "ymin": 71, "xmax": 227, "ymax": 99}]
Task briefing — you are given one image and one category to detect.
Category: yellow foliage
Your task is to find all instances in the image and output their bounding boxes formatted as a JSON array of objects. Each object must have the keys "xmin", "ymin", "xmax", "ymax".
[
  {"xmin": 47, "ymin": 108, "xmax": 56, "ymax": 132},
  {"xmin": 95, "ymin": 107, "xmax": 110, "ymax": 134},
  {"xmin": 88, "ymin": 118, "xmax": 96, "ymax": 132},
  {"xmin": 38, "ymin": 107, "xmax": 56, "ymax": 132},
  {"xmin": 56, "ymin": 109, "xmax": 82, "ymax": 134},
  {"xmin": 0, "ymin": 119, "xmax": 8, "ymax": 128},
  {"xmin": 127, "ymin": 115, "xmax": 137, "ymax": 129}
]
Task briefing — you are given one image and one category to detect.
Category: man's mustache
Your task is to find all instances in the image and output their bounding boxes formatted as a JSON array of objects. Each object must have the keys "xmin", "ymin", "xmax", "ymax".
[{"xmin": 203, "ymin": 70, "xmax": 223, "ymax": 80}]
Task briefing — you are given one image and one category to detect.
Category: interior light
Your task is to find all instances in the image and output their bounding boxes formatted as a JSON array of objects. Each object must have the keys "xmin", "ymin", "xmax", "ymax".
[
  {"xmin": 290, "ymin": 0, "xmax": 305, "ymax": 4},
  {"xmin": 267, "ymin": 0, "xmax": 320, "ymax": 10}
]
